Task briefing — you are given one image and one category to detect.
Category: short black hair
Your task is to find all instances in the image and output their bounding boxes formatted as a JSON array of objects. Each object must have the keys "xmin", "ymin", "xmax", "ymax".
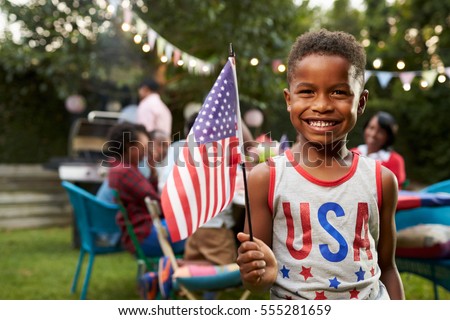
[
  {"xmin": 105, "ymin": 122, "xmax": 149, "ymax": 157},
  {"xmin": 364, "ymin": 111, "xmax": 398, "ymax": 150},
  {"xmin": 139, "ymin": 78, "xmax": 160, "ymax": 92},
  {"xmin": 148, "ymin": 129, "xmax": 169, "ymax": 141},
  {"xmin": 287, "ymin": 29, "xmax": 366, "ymax": 86}
]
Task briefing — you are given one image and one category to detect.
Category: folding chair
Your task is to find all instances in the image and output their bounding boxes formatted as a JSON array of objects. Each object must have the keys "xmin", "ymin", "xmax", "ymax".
[
  {"xmin": 145, "ymin": 197, "xmax": 251, "ymax": 300},
  {"xmin": 112, "ymin": 190, "xmax": 186, "ymax": 300},
  {"xmin": 111, "ymin": 190, "xmax": 159, "ymax": 273}
]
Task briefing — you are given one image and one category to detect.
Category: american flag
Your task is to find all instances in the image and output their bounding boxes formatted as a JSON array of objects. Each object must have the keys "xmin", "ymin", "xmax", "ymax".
[{"xmin": 161, "ymin": 59, "xmax": 242, "ymax": 242}]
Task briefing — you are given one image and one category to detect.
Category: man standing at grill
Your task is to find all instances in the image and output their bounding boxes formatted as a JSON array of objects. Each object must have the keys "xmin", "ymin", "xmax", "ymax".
[{"xmin": 137, "ymin": 77, "xmax": 172, "ymax": 137}]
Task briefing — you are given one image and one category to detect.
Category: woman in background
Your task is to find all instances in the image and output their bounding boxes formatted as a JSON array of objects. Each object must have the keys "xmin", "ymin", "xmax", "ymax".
[{"xmin": 353, "ymin": 111, "xmax": 406, "ymax": 189}]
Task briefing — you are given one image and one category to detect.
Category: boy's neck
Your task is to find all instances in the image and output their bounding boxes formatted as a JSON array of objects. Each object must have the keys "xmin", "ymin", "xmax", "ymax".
[{"xmin": 290, "ymin": 141, "xmax": 353, "ymax": 179}]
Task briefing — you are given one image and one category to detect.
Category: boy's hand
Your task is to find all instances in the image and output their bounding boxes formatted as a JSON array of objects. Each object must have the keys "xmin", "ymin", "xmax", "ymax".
[{"xmin": 236, "ymin": 232, "xmax": 278, "ymax": 292}]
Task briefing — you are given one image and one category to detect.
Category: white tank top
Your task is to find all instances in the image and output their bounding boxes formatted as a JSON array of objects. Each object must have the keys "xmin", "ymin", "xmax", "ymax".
[{"xmin": 268, "ymin": 149, "xmax": 389, "ymax": 300}]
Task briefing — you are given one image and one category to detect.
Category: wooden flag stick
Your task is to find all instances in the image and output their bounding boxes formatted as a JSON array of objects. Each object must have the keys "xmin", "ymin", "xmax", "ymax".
[
  {"xmin": 229, "ymin": 42, "xmax": 253, "ymax": 241},
  {"xmin": 240, "ymin": 163, "xmax": 253, "ymax": 241}
]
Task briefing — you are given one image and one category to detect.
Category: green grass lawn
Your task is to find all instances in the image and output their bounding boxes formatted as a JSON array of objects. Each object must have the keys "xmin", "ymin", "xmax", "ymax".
[{"xmin": 0, "ymin": 227, "xmax": 448, "ymax": 300}]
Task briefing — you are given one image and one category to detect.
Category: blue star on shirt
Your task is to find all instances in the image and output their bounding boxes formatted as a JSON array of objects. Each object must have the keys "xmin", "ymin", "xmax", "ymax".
[
  {"xmin": 280, "ymin": 265, "xmax": 290, "ymax": 278},
  {"xmin": 329, "ymin": 277, "xmax": 341, "ymax": 289},
  {"xmin": 355, "ymin": 267, "xmax": 366, "ymax": 282}
]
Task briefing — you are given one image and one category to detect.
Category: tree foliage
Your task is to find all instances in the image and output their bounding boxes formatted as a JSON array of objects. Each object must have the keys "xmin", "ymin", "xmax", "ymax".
[{"xmin": 0, "ymin": 0, "xmax": 449, "ymax": 184}]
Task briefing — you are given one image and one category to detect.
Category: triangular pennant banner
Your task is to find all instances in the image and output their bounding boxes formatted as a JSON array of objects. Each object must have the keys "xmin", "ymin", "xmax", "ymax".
[
  {"xmin": 376, "ymin": 71, "xmax": 393, "ymax": 89},
  {"xmin": 147, "ymin": 29, "xmax": 157, "ymax": 50},
  {"xmin": 364, "ymin": 70, "xmax": 372, "ymax": 84},
  {"xmin": 445, "ymin": 67, "xmax": 450, "ymax": 78},
  {"xmin": 124, "ymin": 7, "xmax": 133, "ymax": 24},
  {"xmin": 173, "ymin": 49, "xmax": 181, "ymax": 65},
  {"xmin": 422, "ymin": 70, "xmax": 438, "ymax": 87},
  {"xmin": 165, "ymin": 43, "xmax": 174, "ymax": 61},
  {"xmin": 156, "ymin": 37, "xmax": 166, "ymax": 57},
  {"xmin": 135, "ymin": 19, "xmax": 147, "ymax": 34},
  {"xmin": 399, "ymin": 71, "xmax": 416, "ymax": 85}
]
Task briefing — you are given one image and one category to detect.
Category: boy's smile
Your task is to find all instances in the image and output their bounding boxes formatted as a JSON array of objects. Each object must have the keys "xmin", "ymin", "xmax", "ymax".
[{"xmin": 284, "ymin": 54, "xmax": 367, "ymax": 148}]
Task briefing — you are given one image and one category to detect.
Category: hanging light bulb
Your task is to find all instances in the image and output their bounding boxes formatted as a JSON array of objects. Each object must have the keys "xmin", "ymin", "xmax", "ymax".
[
  {"xmin": 250, "ymin": 58, "xmax": 259, "ymax": 66},
  {"xmin": 373, "ymin": 58, "xmax": 382, "ymax": 69},
  {"xmin": 121, "ymin": 23, "xmax": 130, "ymax": 32},
  {"xmin": 134, "ymin": 34, "xmax": 142, "ymax": 44},
  {"xmin": 420, "ymin": 79, "xmax": 428, "ymax": 88},
  {"xmin": 396, "ymin": 60, "xmax": 405, "ymax": 70}
]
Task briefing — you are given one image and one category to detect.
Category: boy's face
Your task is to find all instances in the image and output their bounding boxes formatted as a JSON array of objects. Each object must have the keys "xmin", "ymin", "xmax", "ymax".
[
  {"xmin": 127, "ymin": 132, "xmax": 149, "ymax": 165},
  {"xmin": 149, "ymin": 135, "xmax": 170, "ymax": 163},
  {"xmin": 284, "ymin": 54, "xmax": 368, "ymax": 146}
]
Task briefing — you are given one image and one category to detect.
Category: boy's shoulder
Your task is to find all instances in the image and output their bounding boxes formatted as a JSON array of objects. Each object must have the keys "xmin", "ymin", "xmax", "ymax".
[
  {"xmin": 353, "ymin": 152, "xmax": 381, "ymax": 174},
  {"xmin": 270, "ymin": 150, "xmax": 290, "ymax": 161}
]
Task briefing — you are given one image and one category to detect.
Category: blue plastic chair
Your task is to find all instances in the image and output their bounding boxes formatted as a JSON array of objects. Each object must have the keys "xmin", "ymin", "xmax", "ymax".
[{"xmin": 62, "ymin": 181, "xmax": 123, "ymax": 300}]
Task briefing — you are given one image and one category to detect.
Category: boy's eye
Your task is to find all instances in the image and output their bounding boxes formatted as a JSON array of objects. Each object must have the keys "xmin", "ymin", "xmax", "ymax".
[
  {"xmin": 299, "ymin": 89, "xmax": 314, "ymax": 95},
  {"xmin": 332, "ymin": 90, "xmax": 348, "ymax": 96}
]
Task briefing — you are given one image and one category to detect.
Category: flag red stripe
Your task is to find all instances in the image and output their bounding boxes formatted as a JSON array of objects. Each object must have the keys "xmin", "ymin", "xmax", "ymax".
[
  {"xmin": 211, "ymin": 142, "xmax": 219, "ymax": 223},
  {"xmin": 172, "ymin": 161, "xmax": 193, "ymax": 236},
  {"xmin": 200, "ymin": 143, "xmax": 211, "ymax": 227},
  {"xmin": 183, "ymin": 141, "xmax": 202, "ymax": 233},
  {"xmin": 220, "ymin": 139, "xmax": 229, "ymax": 212},
  {"xmin": 161, "ymin": 183, "xmax": 181, "ymax": 241}
]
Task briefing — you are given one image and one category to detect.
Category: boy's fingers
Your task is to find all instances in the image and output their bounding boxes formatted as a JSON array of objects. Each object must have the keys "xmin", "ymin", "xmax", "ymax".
[
  {"xmin": 236, "ymin": 232, "xmax": 250, "ymax": 243},
  {"xmin": 236, "ymin": 249, "xmax": 265, "ymax": 264}
]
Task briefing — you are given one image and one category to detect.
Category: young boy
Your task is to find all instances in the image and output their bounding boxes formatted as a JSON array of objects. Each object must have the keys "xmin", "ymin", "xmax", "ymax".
[
  {"xmin": 106, "ymin": 123, "xmax": 185, "ymax": 257},
  {"xmin": 236, "ymin": 29, "xmax": 404, "ymax": 300}
]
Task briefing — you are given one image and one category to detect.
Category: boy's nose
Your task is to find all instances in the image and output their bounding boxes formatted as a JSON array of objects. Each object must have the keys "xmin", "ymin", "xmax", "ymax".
[{"xmin": 311, "ymin": 95, "xmax": 333, "ymax": 113}]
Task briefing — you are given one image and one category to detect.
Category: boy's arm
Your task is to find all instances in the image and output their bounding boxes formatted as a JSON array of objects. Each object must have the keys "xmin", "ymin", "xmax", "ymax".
[
  {"xmin": 236, "ymin": 162, "xmax": 278, "ymax": 293},
  {"xmin": 377, "ymin": 166, "xmax": 405, "ymax": 299}
]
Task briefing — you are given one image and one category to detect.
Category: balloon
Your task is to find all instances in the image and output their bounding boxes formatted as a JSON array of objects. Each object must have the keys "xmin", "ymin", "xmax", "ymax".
[
  {"xmin": 244, "ymin": 108, "xmax": 264, "ymax": 128},
  {"xmin": 65, "ymin": 94, "xmax": 86, "ymax": 114}
]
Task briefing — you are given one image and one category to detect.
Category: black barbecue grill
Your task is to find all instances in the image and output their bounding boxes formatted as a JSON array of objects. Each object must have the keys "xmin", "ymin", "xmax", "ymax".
[
  {"xmin": 45, "ymin": 111, "xmax": 122, "ymax": 247},
  {"xmin": 44, "ymin": 111, "xmax": 122, "ymax": 183}
]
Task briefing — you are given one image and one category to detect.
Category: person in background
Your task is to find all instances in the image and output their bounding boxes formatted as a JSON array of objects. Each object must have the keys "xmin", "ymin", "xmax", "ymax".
[
  {"xmin": 97, "ymin": 128, "xmax": 170, "ymax": 202},
  {"xmin": 352, "ymin": 111, "xmax": 406, "ymax": 189},
  {"xmin": 105, "ymin": 123, "xmax": 184, "ymax": 257},
  {"xmin": 136, "ymin": 78, "xmax": 172, "ymax": 136},
  {"xmin": 236, "ymin": 29, "xmax": 404, "ymax": 300}
]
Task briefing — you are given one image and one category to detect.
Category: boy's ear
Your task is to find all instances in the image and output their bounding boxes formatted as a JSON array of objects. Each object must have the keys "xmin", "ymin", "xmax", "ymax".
[
  {"xmin": 357, "ymin": 89, "xmax": 369, "ymax": 115},
  {"xmin": 283, "ymin": 88, "xmax": 291, "ymax": 111}
]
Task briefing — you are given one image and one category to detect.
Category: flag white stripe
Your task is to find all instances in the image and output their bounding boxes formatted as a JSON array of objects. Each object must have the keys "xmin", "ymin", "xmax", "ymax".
[
  {"xmin": 224, "ymin": 138, "xmax": 232, "ymax": 206},
  {"xmin": 204, "ymin": 146, "xmax": 216, "ymax": 225},
  {"xmin": 216, "ymin": 142, "xmax": 223, "ymax": 214},
  {"xmin": 165, "ymin": 168, "xmax": 188, "ymax": 239},
  {"xmin": 178, "ymin": 144, "xmax": 199, "ymax": 231},
  {"xmin": 192, "ymin": 140, "xmax": 207, "ymax": 227}
]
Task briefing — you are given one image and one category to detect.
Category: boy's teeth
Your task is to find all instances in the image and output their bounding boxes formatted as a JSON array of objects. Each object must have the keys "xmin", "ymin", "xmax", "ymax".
[{"xmin": 308, "ymin": 120, "xmax": 335, "ymax": 127}]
